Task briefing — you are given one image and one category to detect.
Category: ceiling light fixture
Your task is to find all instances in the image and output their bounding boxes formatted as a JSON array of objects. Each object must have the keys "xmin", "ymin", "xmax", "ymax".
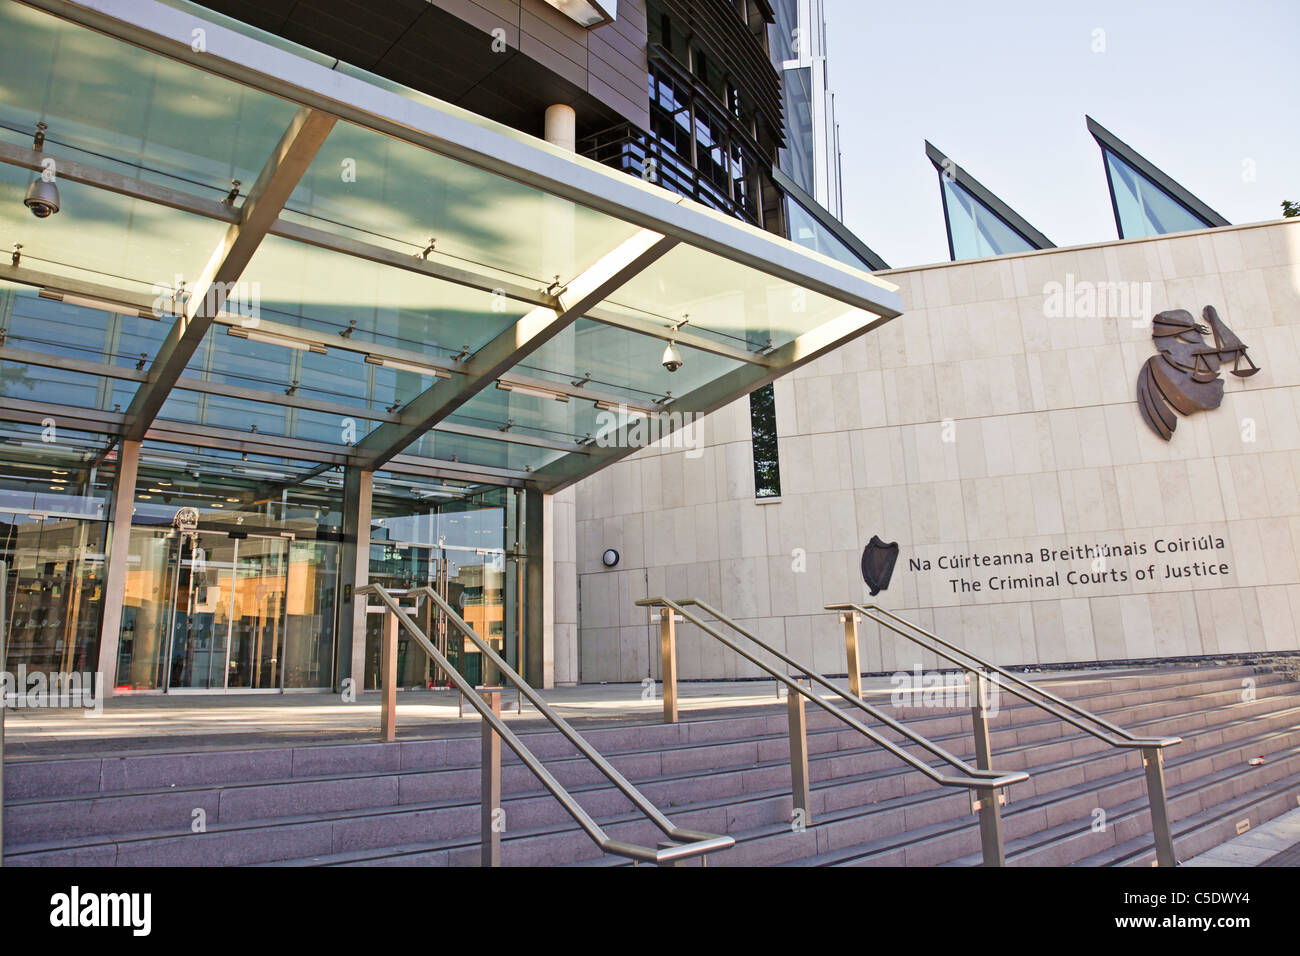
[
  {"xmin": 594, "ymin": 399, "xmax": 653, "ymax": 418},
  {"xmin": 542, "ymin": 0, "xmax": 616, "ymax": 28},
  {"xmin": 227, "ymin": 327, "xmax": 327, "ymax": 354},
  {"xmin": 39, "ymin": 289, "xmax": 157, "ymax": 320},
  {"xmin": 495, "ymin": 380, "xmax": 571, "ymax": 403},
  {"xmin": 363, "ymin": 354, "xmax": 452, "ymax": 378}
]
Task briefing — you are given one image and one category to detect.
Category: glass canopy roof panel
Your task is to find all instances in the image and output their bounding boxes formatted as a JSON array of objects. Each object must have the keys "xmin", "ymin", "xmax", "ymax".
[
  {"xmin": 403, "ymin": 428, "xmax": 565, "ymax": 476},
  {"xmin": 283, "ymin": 118, "xmax": 649, "ymax": 290},
  {"xmin": 0, "ymin": 419, "xmax": 114, "ymax": 517},
  {"xmin": 600, "ymin": 243, "xmax": 859, "ymax": 352},
  {"xmin": 518, "ymin": 318, "xmax": 745, "ymax": 407},
  {"xmin": 133, "ymin": 437, "xmax": 341, "ymax": 525},
  {"xmin": 227, "ymin": 235, "xmax": 528, "ymax": 363},
  {"xmin": 0, "ymin": 164, "xmax": 230, "ymax": 296},
  {"xmin": 0, "ymin": 357, "xmax": 106, "ymax": 413},
  {"xmin": 0, "ymin": 1, "xmax": 305, "ymax": 203}
]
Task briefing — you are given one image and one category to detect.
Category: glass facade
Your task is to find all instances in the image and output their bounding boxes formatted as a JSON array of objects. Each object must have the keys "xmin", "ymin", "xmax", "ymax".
[
  {"xmin": 779, "ymin": 66, "xmax": 815, "ymax": 197},
  {"xmin": 0, "ymin": 421, "xmax": 112, "ymax": 677}
]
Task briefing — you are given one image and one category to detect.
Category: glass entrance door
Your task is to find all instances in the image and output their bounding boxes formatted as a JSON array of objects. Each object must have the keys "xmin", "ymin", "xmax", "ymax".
[
  {"xmin": 227, "ymin": 535, "xmax": 290, "ymax": 689},
  {"xmin": 155, "ymin": 531, "xmax": 292, "ymax": 691},
  {"xmin": 165, "ymin": 531, "xmax": 236, "ymax": 690},
  {"xmin": 118, "ymin": 526, "xmax": 330, "ymax": 692}
]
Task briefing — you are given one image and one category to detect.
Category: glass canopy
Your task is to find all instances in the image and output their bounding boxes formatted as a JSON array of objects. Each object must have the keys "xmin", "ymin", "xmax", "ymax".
[{"xmin": 0, "ymin": 0, "xmax": 902, "ymax": 497}]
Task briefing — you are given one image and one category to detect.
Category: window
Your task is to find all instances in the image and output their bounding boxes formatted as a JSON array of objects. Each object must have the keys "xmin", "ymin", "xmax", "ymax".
[{"xmin": 749, "ymin": 384, "xmax": 781, "ymax": 499}]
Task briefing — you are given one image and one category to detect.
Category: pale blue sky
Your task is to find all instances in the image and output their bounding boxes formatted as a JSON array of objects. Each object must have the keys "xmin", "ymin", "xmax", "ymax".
[{"xmin": 824, "ymin": 0, "xmax": 1300, "ymax": 268}]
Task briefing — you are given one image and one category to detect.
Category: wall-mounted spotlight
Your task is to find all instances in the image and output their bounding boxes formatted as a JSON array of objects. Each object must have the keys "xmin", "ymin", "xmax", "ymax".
[
  {"xmin": 601, "ymin": 548, "xmax": 620, "ymax": 568},
  {"xmin": 25, "ymin": 123, "xmax": 59, "ymax": 219}
]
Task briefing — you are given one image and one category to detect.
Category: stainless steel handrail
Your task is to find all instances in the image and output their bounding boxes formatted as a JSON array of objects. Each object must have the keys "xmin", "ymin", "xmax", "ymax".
[
  {"xmin": 637, "ymin": 596, "xmax": 1027, "ymax": 866},
  {"xmin": 827, "ymin": 601, "xmax": 1182, "ymax": 866},
  {"xmin": 829, "ymin": 603, "xmax": 1182, "ymax": 751},
  {"xmin": 358, "ymin": 583, "xmax": 733, "ymax": 867}
]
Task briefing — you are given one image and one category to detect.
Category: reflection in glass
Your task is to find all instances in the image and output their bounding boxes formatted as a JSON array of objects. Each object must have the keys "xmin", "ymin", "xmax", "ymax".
[
  {"xmin": 166, "ymin": 532, "xmax": 235, "ymax": 690},
  {"xmin": 0, "ymin": 514, "xmax": 107, "ymax": 676}
]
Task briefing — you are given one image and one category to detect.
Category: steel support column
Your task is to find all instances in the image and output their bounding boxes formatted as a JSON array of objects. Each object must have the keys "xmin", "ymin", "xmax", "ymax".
[
  {"xmin": 522, "ymin": 488, "xmax": 552, "ymax": 689},
  {"xmin": 337, "ymin": 467, "xmax": 373, "ymax": 694},
  {"xmin": 95, "ymin": 438, "xmax": 140, "ymax": 691}
]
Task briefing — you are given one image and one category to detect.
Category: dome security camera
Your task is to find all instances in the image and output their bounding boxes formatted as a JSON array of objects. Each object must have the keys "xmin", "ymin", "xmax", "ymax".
[
  {"xmin": 661, "ymin": 340, "xmax": 683, "ymax": 373},
  {"xmin": 24, "ymin": 176, "xmax": 60, "ymax": 218}
]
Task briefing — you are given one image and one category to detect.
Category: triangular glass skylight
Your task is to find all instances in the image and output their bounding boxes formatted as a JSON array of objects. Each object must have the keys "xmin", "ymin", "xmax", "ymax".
[
  {"xmin": 1088, "ymin": 117, "xmax": 1229, "ymax": 239},
  {"xmin": 926, "ymin": 142, "xmax": 1054, "ymax": 262}
]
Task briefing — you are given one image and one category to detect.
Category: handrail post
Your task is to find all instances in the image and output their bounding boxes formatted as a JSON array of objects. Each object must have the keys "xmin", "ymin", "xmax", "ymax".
[
  {"xmin": 787, "ymin": 689, "xmax": 812, "ymax": 827},
  {"xmin": 482, "ymin": 690, "xmax": 502, "ymax": 867},
  {"xmin": 970, "ymin": 672, "xmax": 1006, "ymax": 867},
  {"xmin": 840, "ymin": 610, "xmax": 862, "ymax": 698},
  {"xmin": 379, "ymin": 608, "xmax": 398, "ymax": 742},
  {"xmin": 1142, "ymin": 745, "xmax": 1177, "ymax": 867},
  {"xmin": 657, "ymin": 607, "xmax": 679, "ymax": 724}
]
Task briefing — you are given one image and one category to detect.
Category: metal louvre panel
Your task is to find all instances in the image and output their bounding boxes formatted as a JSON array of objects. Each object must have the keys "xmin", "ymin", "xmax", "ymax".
[{"xmin": 655, "ymin": 0, "xmax": 783, "ymax": 140}]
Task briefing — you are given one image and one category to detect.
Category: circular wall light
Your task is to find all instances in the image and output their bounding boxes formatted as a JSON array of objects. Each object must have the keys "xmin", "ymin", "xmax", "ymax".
[{"xmin": 602, "ymin": 548, "xmax": 620, "ymax": 568}]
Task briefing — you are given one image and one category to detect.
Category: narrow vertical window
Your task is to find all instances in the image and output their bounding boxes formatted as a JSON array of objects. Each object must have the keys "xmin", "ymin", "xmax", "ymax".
[{"xmin": 749, "ymin": 383, "xmax": 781, "ymax": 498}]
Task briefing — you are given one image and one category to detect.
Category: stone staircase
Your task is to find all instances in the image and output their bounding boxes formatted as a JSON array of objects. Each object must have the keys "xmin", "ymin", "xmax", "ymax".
[{"xmin": 4, "ymin": 662, "xmax": 1298, "ymax": 867}]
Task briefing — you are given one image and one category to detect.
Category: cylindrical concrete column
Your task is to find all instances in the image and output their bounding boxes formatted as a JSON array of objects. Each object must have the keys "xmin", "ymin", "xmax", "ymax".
[{"xmin": 544, "ymin": 103, "xmax": 576, "ymax": 152}]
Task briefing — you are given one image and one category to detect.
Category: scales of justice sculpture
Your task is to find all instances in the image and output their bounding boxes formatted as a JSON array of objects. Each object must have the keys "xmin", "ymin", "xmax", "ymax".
[{"xmin": 1136, "ymin": 305, "xmax": 1259, "ymax": 441}]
